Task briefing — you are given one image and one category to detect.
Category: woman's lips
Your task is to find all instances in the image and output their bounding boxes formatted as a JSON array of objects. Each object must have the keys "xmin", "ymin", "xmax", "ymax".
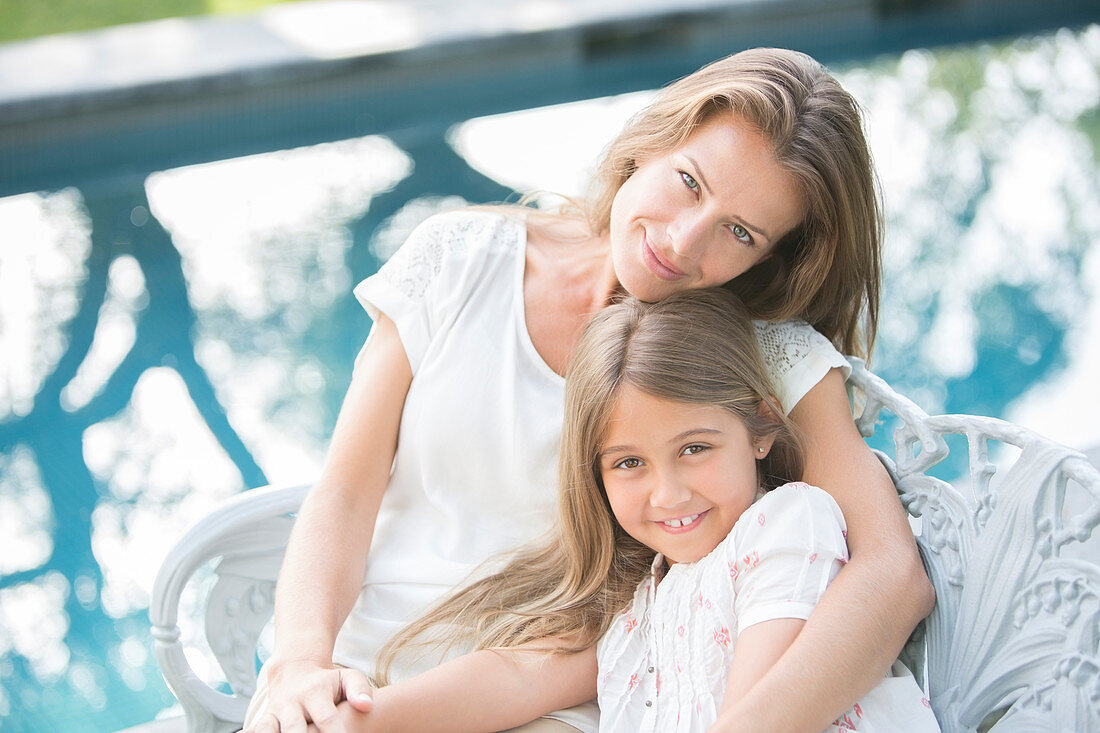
[{"xmin": 642, "ymin": 236, "xmax": 686, "ymax": 281}]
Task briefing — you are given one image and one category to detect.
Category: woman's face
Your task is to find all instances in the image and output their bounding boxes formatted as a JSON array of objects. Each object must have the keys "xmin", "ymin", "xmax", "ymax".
[{"xmin": 609, "ymin": 114, "xmax": 806, "ymax": 302}]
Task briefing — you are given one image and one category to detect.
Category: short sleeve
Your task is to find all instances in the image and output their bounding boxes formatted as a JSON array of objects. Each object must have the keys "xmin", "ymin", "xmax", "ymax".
[
  {"xmin": 727, "ymin": 482, "xmax": 849, "ymax": 634},
  {"xmin": 753, "ymin": 320, "xmax": 851, "ymax": 414},
  {"xmin": 352, "ymin": 210, "xmax": 515, "ymax": 374}
]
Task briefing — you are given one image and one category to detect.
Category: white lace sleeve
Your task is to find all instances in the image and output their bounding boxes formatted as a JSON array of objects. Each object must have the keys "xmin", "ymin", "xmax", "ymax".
[
  {"xmin": 752, "ymin": 320, "xmax": 851, "ymax": 415},
  {"xmin": 352, "ymin": 210, "xmax": 514, "ymax": 373}
]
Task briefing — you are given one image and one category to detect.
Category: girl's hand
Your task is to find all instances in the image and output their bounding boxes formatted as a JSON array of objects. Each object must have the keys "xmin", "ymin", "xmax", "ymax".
[{"xmin": 246, "ymin": 658, "xmax": 373, "ymax": 733}]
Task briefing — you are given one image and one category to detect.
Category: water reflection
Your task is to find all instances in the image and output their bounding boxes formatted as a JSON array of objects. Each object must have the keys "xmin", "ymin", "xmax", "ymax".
[
  {"xmin": 856, "ymin": 31, "xmax": 1099, "ymax": 433},
  {"xmin": 0, "ymin": 26, "xmax": 1096, "ymax": 732},
  {"xmin": 148, "ymin": 135, "xmax": 412, "ymax": 483},
  {"xmin": 0, "ymin": 189, "xmax": 91, "ymax": 420}
]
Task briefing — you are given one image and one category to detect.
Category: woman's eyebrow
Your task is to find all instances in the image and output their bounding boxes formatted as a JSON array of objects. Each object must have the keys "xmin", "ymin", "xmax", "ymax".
[{"xmin": 685, "ymin": 155, "xmax": 772, "ymax": 240}]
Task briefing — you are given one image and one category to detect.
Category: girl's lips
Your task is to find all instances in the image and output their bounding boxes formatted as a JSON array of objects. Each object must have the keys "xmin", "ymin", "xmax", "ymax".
[
  {"xmin": 655, "ymin": 509, "xmax": 709, "ymax": 534},
  {"xmin": 642, "ymin": 236, "xmax": 686, "ymax": 281}
]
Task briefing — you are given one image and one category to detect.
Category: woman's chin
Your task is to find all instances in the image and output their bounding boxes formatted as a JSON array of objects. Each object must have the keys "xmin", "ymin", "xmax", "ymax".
[{"xmin": 617, "ymin": 269, "xmax": 677, "ymax": 302}]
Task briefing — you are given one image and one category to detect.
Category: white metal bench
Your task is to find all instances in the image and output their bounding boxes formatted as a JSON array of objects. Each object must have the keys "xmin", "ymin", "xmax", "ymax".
[{"xmin": 150, "ymin": 358, "xmax": 1100, "ymax": 732}]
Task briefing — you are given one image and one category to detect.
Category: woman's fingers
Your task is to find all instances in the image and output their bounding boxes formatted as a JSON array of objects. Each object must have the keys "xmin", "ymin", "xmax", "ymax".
[
  {"xmin": 243, "ymin": 663, "xmax": 367, "ymax": 733},
  {"xmin": 339, "ymin": 668, "xmax": 374, "ymax": 713},
  {"xmin": 247, "ymin": 712, "xmax": 282, "ymax": 733},
  {"xmin": 301, "ymin": 696, "xmax": 343, "ymax": 733}
]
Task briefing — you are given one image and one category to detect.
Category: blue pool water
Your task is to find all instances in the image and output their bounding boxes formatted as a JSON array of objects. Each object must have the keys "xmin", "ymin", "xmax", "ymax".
[{"xmin": 0, "ymin": 24, "xmax": 1098, "ymax": 732}]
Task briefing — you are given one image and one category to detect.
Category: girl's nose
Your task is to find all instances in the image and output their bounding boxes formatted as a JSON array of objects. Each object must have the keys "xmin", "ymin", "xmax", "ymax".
[{"xmin": 650, "ymin": 474, "xmax": 692, "ymax": 509}]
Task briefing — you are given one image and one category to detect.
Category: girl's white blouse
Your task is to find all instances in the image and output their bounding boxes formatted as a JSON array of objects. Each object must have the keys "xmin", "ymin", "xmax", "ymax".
[{"xmin": 597, "ymin": 483, "xmax": 940, "ymax": 733}]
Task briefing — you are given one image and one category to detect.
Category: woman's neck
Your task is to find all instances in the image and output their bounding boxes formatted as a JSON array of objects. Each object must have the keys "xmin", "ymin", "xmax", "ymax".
[{"xmin": 523, "ymin": 220, "xmax": 619, "ymax": 375}]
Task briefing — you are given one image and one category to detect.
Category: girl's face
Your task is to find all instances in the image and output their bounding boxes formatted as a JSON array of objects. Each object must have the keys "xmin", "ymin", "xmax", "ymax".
[
  {"xmin": 598, "ymin": 385, "xmax": 774, "ymax": 564},
  {"xmin": 608, "ymin": 114, "xmax": 805, "ymax": 303}
]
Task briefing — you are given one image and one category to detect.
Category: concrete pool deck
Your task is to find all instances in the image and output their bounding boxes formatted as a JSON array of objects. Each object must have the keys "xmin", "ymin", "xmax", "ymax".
[{"xmin": 2, "ymin": 0, "xmax": 1095, "ymax": 197}]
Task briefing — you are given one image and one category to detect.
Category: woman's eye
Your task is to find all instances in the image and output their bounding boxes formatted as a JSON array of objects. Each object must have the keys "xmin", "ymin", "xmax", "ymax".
[
  {"xmin": 728, "ymin": 223, "xmax": 753, "ymax": 245},
  {"xmin": 679, "ymin": 171, "xmax": 700, "ymax": 193},
  {"xmin": 613, "ymin": 457, "xmax": 642, "ymax": 470},
  {"xmin": 682, "ymin": 444, "xmax": 709, "ymax": 456}
]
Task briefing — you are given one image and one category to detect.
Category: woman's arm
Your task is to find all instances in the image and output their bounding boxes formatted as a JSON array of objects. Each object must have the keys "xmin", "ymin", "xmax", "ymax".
[
  {"xmin": 312, "ymin": 644, "xmax": 598, "ymax": 733},
  {"xmin": 717, "ymin": 368, "xmax": 934, "ymax": 731},
  {"xmin": 247, "ymin": 314, "xmax": 413, "ymax": 733}
]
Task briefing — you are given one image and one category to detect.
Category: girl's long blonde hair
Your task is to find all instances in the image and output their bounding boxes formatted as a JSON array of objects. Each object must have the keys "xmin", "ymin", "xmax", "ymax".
[
  {"xmin": 583, "ymin": 47, "xmax": 882, "ymax": 358},
  {"xmin": 374, "ymin": 289, "xmax": 804, "ymax": 682}
]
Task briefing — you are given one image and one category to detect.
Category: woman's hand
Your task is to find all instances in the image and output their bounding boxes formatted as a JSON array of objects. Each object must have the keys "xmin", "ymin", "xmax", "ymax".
[
  {"xmin": 253, "ymin": 314, "xmax": 410, "ymax": 732},
  {"xmin": 304, "ymin": 699, "xmax": 376, "ymax": 733},
  {"xmin": 246, "ymin": 658, "xmax": 374, "ymax": 733}
]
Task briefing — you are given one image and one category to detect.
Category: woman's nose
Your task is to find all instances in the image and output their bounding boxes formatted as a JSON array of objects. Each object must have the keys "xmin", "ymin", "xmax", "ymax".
[{"xmin": 668, "ymin": 213, "xmax": 708, "ymax": 259}]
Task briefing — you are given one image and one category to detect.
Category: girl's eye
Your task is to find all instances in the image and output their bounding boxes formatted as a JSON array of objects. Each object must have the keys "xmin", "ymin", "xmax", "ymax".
[
  {"xmin": 613, "ymin": 457, "xmax": 642, "ymax": 470},
  {"xmin": 728, "ymin": 223, "xmax": 753, "ymax": 246},
  {"xmin": 679, "ymin": 170, "xmax": 700, "ymax": 193},
  {"xmin": 682, "ymin": 444, "xmax": 709, "ymax": 456}
]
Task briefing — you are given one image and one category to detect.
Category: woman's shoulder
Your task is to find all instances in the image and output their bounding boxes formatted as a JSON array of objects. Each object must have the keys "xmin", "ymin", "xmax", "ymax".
[
  {"xmin": 358, "ymin": 207, "xmax": 524, "ymax": 307},
  {"xmin": 408, "ymin": 207, "xmax": 525, "ymax": 249},
  {"xmin": 752, "ymin": 318, "xmax": 839, "ymax": 358},
  {"xmin": 750, "ymin": 319, "xmax": 851, "ymax": 414},
  {"xmin": 385, "ymin": 207, "xmax": 525, "ymax": 271}
]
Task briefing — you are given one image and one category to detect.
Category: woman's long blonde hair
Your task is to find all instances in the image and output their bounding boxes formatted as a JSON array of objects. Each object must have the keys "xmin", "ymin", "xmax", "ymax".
[
  {"xmin": 374, "ymin": 289, "xmax": 804, "ymax": 682},
  {"xmin": 583, "ymin": 47, "xmax": 882, "ymax": 358}
]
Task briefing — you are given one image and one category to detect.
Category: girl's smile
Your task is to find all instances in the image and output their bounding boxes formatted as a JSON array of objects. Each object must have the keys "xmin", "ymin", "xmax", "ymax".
[
  {"xmin": 657, "ymin": 509, "xmax": 708, "ymax": 532},
  {"xmin": 598, "ymin": 385, "xmax": 775, "ymax": 564}
]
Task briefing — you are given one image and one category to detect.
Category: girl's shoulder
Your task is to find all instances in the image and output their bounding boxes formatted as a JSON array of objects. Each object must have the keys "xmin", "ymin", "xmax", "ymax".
[
  {"xmin": 724, "ymin": 482, "xmax": 847, "ymax": 559},
  {"xmin": 753, "ymin": 481, "xmax": 842, "ymax": 517}
]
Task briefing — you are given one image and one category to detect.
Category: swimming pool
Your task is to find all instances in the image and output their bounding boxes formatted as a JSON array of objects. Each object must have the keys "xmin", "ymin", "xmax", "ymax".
[{"xmin": 1, "ymin": 23, "xmax": 1097, "ymax": 733}]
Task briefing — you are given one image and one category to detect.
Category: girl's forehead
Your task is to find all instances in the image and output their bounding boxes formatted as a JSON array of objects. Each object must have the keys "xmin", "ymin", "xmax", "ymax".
[{"xmin": 602, "ymin": 386, "xmax": 733, "ymax": 431}]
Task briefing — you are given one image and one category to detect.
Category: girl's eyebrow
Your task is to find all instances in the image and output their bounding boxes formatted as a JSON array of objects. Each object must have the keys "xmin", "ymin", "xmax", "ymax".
[
  {"xmin": 684, "ymin": 155, "xmax": 772, "ymax": 241},
  {"xmin": 600, "ymin": 427, "xmax": 724, "ymax": 458},
  {"xmin": 669, "ymin": 427, "xmax": 723, "ymax": 444}
]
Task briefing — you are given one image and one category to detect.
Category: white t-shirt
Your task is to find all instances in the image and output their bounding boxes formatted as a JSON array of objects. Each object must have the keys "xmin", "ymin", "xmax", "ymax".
[
  {"xmin": 332, "ymin": 210, "xmax": 851, "ymax": 731},
  {"xmin": 597, "ymin": 483, "xmax": 940, "ymax": 733}
]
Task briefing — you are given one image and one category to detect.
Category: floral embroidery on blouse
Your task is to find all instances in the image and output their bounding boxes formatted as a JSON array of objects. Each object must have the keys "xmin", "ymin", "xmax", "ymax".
[
  {"xmin": 713, "ymin": 627, "xmax": 731, "ymax": 647},
  {"xmin": 833, "ymin": 713, "xmax": 858, "ymax": 730}
]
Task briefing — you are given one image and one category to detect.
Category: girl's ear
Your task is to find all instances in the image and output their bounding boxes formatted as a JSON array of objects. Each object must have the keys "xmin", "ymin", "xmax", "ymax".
[
  {"xmin": 754, "ymin": 432, "xmax": 777, "ymax": 460},
  {"xmin": 753, "ymin": 399, "xmax": 781, "ymax": 460}
]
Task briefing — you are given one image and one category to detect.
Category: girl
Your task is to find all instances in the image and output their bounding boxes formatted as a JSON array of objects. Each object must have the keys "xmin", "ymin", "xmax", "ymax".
[
  {"xmin": 246, "ymin": 48, "xmax": 931, "ymax": 733},
  {"xmin": 309, "ymin": 289, "xmax": 940, "ymax": 733}
]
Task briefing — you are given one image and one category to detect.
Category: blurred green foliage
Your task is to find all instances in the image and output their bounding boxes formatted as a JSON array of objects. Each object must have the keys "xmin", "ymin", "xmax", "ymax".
[{"xmin": 0, "ymin": 0, "xmax": 301, "ymax": 43}]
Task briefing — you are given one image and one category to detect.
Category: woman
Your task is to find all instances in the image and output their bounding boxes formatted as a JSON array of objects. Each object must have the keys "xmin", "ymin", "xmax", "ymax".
[{"xmin": 246, "ymin": 47, "xmax": 933, "ymax": 733}]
